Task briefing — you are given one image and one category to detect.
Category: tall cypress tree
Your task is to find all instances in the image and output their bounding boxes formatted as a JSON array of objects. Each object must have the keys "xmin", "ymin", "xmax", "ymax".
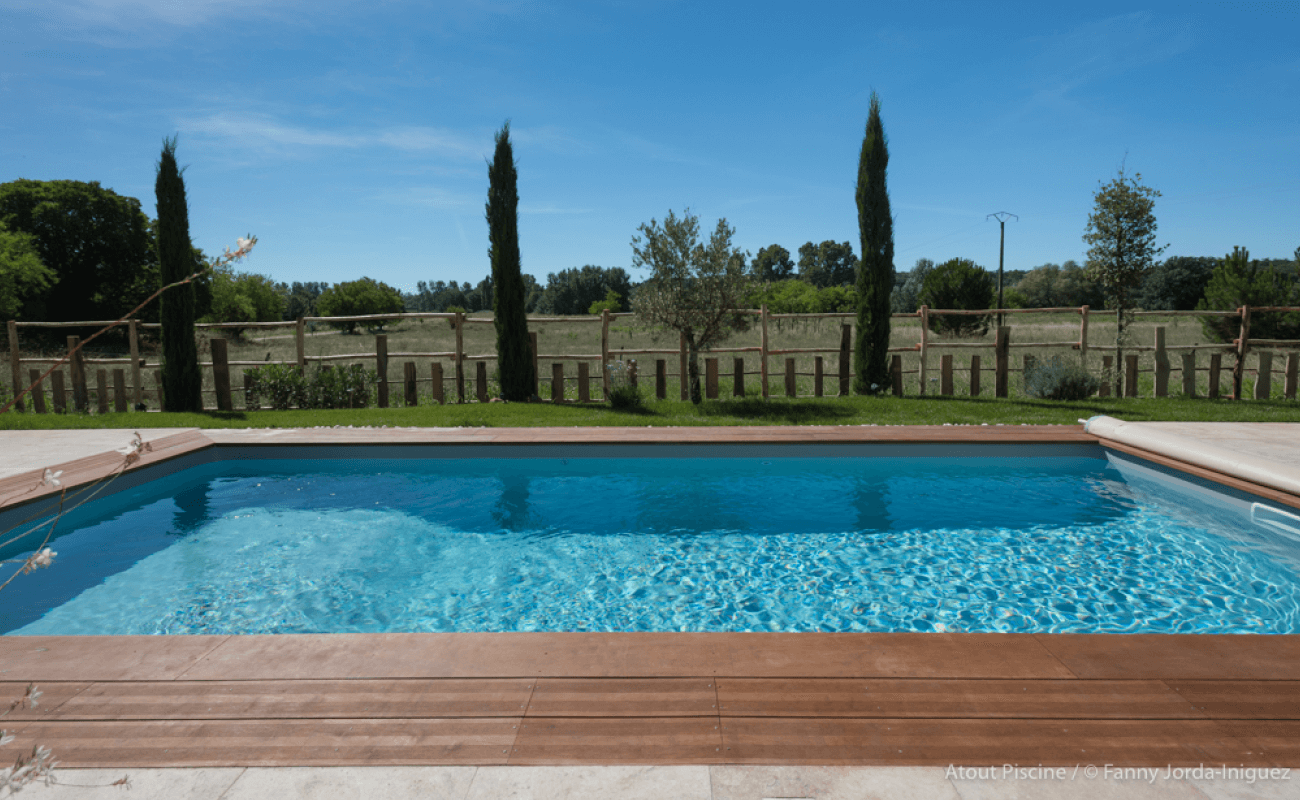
[
  {"xmin": 155, "ymin": 135, "xmax": 202, "ymax": 412},
  {"xmin": 854, "ymin": 91, "xmax": 894, "ymax": 394},
  {"xmin": 487, "ymin": 121, "xmax": 535, "ymax": 401}
]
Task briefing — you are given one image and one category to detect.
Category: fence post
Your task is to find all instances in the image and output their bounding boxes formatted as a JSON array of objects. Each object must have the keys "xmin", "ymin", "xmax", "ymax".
[
  {"xmin": 814, "ymin": 355, "xmax": 824, "ymax": 397},
  {"xmin": 1232, "ymin": 305, "xmax": 1250, "ymax": 399},
  {"xmin": 455, "ymin": 312, "xmax": 466, "ymax": 404},
  {"xmin": 375, "ymin": 334, "xmax": 389, "ymax": 408},
  {"xmin": 1182, "ymin": 352, "xmax": 1197, "ymax": 398},
  {"xmin": 112, "ymin": 368, "xmax": 127, "ymax": 412},
  {"xmin": 785, "ymin": 358, "xmax": 796, "ymax": 397},
  {"xmin": 6, "ymin": 320, "xmax": 23, "ymax": 412},
  {"xmin": 969, "ymin": 355, "xmax": 981, "ymax": 397},
  {"xmin": 1255, "ymin": 351, "xmax": 1273, "ymax": 400},
  {"xmin": 1153, "ymin": 327, "xmax": 1169, "ymax": 397},
  {"xmin": 211, "ymin": 337, "xmax": 232, "ymax": 411},
  {"xmin": 839, "ymin": 324, "xmax": 851, "ymax": 396},
  {"xmin": 601, "ymin": 309, "xmax": 611, "ymax": 398},
  {"xmin": 67, "ymin": 335, "xmax": 88, "ymax": 412},
  {"xmin": 28, "ymin": 368, "xmax": 46, "ymax": 413},
  {"xmin": 890, "ymin": 355, "xmax": 902, "ymax": 396},
  {"xmin": 733, "ymin": 357, "xmax": 744, "ymax": 397},
  {"xmin": 474, "ymin": 361, "xmax": 487, "ymax": 403},
  {"xmin": 1124, "ymin": 354, "xmax": 1139, "ymax": 398},
  {"xmin": 1079, "ymin": 305, "xmax": 1089, "ymax": 367},
  {"xmin": 129, "ymin": 319, "xmax": 142, "ymax": 407},
  {"xmin": 579, "ymin": 362, "xmax": 590, "ymax": 402},
  {"xmin": 1285, "ymin": 352, "xmax": 1298, "ymax": 401},
  {"xmin": 941, "ymin": 354, "xmax": 953, "ymax": 395},
  {"xmin": 296, "ymin": 317, "xmax": 306, "ymax": 373},
  {"xmin": 153, "ymin": 369, "xmax": 164, "ymax": 409},
  {"xmin": 706, "ymin": 358, "xmax": 718, "ymax": 399},
  {"xmin": 760, "ymin": 304, "xmax": 770, "ymax": 400},
  {"xmin": 95, "ymin": 369, "xmax": 109, "ymax": 413},
  {"xmin": 529, "ymin": 330, "xmax": 539, "ymax": 399},
  {"xmin": 1023, "ymin": 354, "xmax": 1036, "ymax": 396},
  {"xmin": 431, "ymin": 362, "xmax": 444, "ymax": 405},
  {"xmin": 50, "ymin": 370, "xmax": 66, "ymax": 413},
  {"xmin": 994, "ymin": 326, "xmax": 1010, "ymax": 398},
  {"xmin": 546, "ymin": 363, "xmax": 561, "ymax": 402},
  {"xmin": 918, "ymin": 305, "xmax": 929, "ymax": 395},
  {"xmin": 628, "ymin": 360, "xmax": 638, "ymax": 389},
  {"xmin": 1100, "ymin": 355, "xmax": 1113, "ymax": 397},
  {"xmin": 406, "ymin": 361, "xmax": 419, "ymax": 406},
  {"xmin": 655, "ymin": 359, "xmax": 666, "ymax": 400},
  {"xmin": 1209, "ymin": 353, "xmax": 1222, "ymax": 399},
  {"xmin": 679, "ymin": 333, "xmax": 688, "ymax": 401}
]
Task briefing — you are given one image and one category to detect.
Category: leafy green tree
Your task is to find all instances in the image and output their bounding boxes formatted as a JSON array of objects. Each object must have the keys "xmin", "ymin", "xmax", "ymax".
[
  {"xmin": 0, "ymin": 179, "xmax": 158, "ymax": 322},
  {"xmin": 890, "ymin": 258, "xmax": 934, "ymax": 313},
  {"xmin": 854, "ymin": 90, "xmax": 894, "ymax": 394},
  {"xmin": 1197, "ymin": 246, "xmax": 1300, "ymax": 341},
  {"xmin": 588, "ymin": 289, "xmax": 625, "ymax": 314},
  {"xmin": 1133, "ymin": 256, "xmax": 1217, "ymax": 310},
  {"xmin": 276, "ymin": 281, "xmax": 328, "ymax": 320},
  {"xmin": 631, "ymin": 208, "xmax": 751, "ymax": 404},
  {"xmin": 203, "ymin": 266, "xmax": 286, "ymax": 336},
  {"xmin": 536, "ymin": 265, "xmax": 633, "ymax": 315},
  {"xmin": 1082, "ymin": 161, "xmax": 1168, "ymax": 393},
  {"xmin": 746, "ymin": 280, "xmax": 856, "ymax": 314},
  {"xmin": 797, "ymin": 240, "xmax": 858, "ymax": 288},
  {"xmin": 486, "ymin": 120, "xmax": 536, "ymax": 401},
  {"xmin": 918, "ymin": 257, "xmax": 995, "ymax": 337},
  {"xmin": 751, "ymin": 244, "xmax": 794, "ymax": 283},
  {"xmin": 316, "ymin": 277, "xmax": 405, "ymax": 333},
  {"xmin": 155, "ymin": 136, "xmax": 202, "ymax": 412},
  {"xmin": 1013, "ymin": 261, "xmax": 1104, "ymax": 309},
  {"xmin": 0, "ymin": 223, "xmax": 54, "ymax": 320}
]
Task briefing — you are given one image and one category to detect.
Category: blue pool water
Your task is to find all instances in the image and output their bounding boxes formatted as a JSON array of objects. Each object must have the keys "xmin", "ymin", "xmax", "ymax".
[{"xmin": 4, "ymin": 445, "xmax": 1300, "ymax": 635}]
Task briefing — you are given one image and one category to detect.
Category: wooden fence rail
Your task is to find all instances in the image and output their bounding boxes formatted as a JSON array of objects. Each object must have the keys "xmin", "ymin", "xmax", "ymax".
[{"xmin": 6, "ymin": 304, "xmax": 1300, "ymax": 412}]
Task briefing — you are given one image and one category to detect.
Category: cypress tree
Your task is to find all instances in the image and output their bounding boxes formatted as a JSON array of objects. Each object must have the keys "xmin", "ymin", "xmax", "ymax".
[
  {"xmin": 487, "ymin": 121, "xmax": 535, "ymax": 401},
  {"xmin": 155, "ymin": 135, "xmax": 202, "ymax": 412},
  {"xmin": 854, "ymin": 91, "xmax": 894, "ymax": 394}
]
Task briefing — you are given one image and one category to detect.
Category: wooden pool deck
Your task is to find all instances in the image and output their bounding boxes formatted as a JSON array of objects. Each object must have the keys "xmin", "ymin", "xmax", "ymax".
[{"xmin": 2, "ymin": 424, "xmax": 1299, "ymax": 771}]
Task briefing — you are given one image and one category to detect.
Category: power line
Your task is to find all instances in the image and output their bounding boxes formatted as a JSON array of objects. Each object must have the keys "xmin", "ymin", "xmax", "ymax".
[{"xmin": 987, "ymin": 212, "xmax": 1018, "ymax": 329}]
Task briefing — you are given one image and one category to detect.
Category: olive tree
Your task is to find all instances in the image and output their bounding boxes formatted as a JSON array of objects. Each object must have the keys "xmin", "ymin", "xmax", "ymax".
[
  {"xmin": 1082, "ymin": 160, "xmax": 1167, "ymax": 394},
  {"xmin": 630, "ymin": 208, "xmax": 751, "ymax": 404}
]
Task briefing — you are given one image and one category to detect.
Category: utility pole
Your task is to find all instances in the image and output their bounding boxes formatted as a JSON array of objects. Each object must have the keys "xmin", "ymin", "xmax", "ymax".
[{"xmin": 986, "ymin": 212, "xmax": 1018, "ymax": 329}]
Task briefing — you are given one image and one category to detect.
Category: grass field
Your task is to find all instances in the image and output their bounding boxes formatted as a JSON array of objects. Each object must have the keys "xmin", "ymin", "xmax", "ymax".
[{"xmin": 4, "ymin": 308, "xmax": 1298, "ymax": 419}]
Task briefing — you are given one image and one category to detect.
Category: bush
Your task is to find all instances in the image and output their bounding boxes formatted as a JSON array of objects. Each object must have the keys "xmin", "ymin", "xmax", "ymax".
[
  {"xmin": 1196, "ymin": 247, "xmax": 1300, "ymax": 342},
  {"xmin": 244, "ymin": 363, "xmax": 376, "ymax": 410},
  {"xmin": 605, "ymin": 360, "xmax": 645, "ymax": 410},
  {"xmin": 918, "ymin": 258, "xmax": 995, "ymax": 337},
  {"xmin": 1023, "ymin": 356, "xmax": 1101, "ymax": 401}
]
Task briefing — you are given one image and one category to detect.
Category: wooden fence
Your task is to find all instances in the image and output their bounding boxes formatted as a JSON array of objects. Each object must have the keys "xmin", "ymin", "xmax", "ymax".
[{"xmin": 5, "ymin": 305, "xmax": 1299, "ymax": 413}]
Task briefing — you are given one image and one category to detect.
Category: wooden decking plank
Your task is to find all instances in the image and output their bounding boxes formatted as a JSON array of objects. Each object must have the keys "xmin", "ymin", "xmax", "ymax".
[
  {"xmin": 0, "ymin": 681, "xmax": 90, "ymax": 721},
  {"xmin": 1032, "ymin": 634, "xmax": 1300, "ymax": 680},
  {"xmin": 717, "ymin": 633, "xmax": 1075, "ymax": 678},
  {"xmin": 1210, "ymin": 721, "xmax": 1300, "ymax": 766},
  {"xmin": 0, "ymin": 718, "xmax": 521, "ymax": 767},
  {"xmin": 0, "ymin": 635, "xmax": 230, "ymax": 682},
  {"xmin": 508, "ymin": 717, "xmax": 723, "ymax": 764},
  {"xmin": 525, "ymin": 678, "xmax": 718, "ymax": 717},
  {"xmin": 715, "ymin": 678, "xmax": 1205, "ymax": 719},
  {"xmin": 717, "ymin": 718, "xmax": 1261, "ymax": 766},
  {"xmin": 39, "ymin": 679, "xmax": 534, "ymax": 720},
  {"xmin": 1165, "ymin": 681, "xmax": 1300, "ymax": 719}
]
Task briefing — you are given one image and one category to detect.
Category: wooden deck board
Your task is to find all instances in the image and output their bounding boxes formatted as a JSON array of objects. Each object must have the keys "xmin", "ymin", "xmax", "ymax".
[
  {"xmin": 714, "ymin": 678, "xmax": 1205, "ymax": 719},
  {"xmin": 1164, "ymin": 681, "xmax": 1300, "ymax": 719},
  {"xmin": 508, "ymin": 717, "xmax": 724, "ymax": 765}
]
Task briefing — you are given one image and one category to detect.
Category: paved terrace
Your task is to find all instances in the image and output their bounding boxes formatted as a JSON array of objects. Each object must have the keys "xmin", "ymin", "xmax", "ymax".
[{"xmin": 1, "ymin": 422, "xmax": 1299, "ymax": 800}]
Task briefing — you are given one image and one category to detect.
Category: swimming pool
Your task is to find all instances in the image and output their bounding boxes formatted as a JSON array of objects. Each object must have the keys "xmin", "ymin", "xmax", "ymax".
[{"xmin": 3, "ymin": 443, "xmax": 1299, "ymax": 636}]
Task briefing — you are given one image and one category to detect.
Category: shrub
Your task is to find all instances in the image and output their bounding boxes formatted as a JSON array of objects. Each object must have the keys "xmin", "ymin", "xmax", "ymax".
[
  {"xmin": 605, "ymin": 359, "xmax": 645, "ymax": 410},
  {"xmin": 918, "ymin": 258, "xmax": 995, "ymax": 337},
  {"xmin": 1023, "ymin": 356, "xmax": 1101, "ymax": 401},
  {"xmin": 1196, "ymin": 247, "xmax": 1300, "ymax": 342},
  {"xmin": 244, "ymin": 363, "xmax": 376, "ymax": 410}
]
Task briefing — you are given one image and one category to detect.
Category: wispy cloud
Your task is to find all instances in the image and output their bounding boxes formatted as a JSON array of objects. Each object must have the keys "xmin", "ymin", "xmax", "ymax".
[{"xmin": 181, "ymin": 110, "xmax": 488, "ymax": 162}]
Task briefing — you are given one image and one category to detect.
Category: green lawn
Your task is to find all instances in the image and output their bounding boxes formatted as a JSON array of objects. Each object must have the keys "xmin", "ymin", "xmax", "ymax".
[{"xmin": 3, "ymin": 394, "xmax": 1299, "ymax": 431}]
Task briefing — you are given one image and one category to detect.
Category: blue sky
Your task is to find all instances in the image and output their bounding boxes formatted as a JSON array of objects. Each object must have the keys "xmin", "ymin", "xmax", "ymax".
[{"xmin": 3, "ymin": 1, "xmax": 1298, "ymax": 294}]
